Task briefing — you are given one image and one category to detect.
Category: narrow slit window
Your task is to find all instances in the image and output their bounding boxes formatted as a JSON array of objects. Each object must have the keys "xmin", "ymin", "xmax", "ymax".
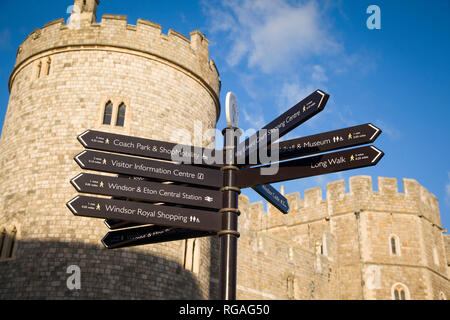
[
  {"xmin": 103, "ymin": 101, "xmax": 113, "ymax": 125},
  {"xmin": 391, "ymin": 237, "xmax": 397, "ymax": 255},
  {"xmin": 46, "ymin": 57, "xmax": 51, "ymax": 76},
  {"xmin": 8, "ymin": 227, "xmax": 16, "ymax": 258},
  {"xmin": 36, "ymin": 61, "xmax": 42, "ymax": 80},
  {"xmin": 116, "ymin": 103, "xmax": 126, "ymax": 127},
  {"xmin": 0, "ymin": 228, "xmax": 5, "ymax": 257}
]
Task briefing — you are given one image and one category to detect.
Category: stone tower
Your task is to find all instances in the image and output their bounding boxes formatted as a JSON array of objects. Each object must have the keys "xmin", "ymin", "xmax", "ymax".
[{"xmin": 0, "ymin": 1, "xmax": 220, "ymax": 299}]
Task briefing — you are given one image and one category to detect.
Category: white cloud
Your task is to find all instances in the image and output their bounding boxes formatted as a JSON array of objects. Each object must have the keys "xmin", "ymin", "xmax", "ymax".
[
  {"xmin": 277, "ymin": 79, "xmax": 316, "ymax": 113},
  {"xmin": 372, "ymin": 119, "xmax": 402, "ymax": 140},
  {"xmin": 204, "ymin": 0, "xmax": 339, "ymax": 73},
  {"xmin": 241, "ymin": 107, "xmax": 265, "ymax": 129},
  {"xmin": 312, "ymin": 65, "xmax": 328, "ymax": 83}
]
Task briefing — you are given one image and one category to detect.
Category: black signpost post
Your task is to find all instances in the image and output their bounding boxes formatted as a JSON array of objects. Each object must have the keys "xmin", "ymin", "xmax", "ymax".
[{"xmin": 68, "ymin": 89, "xmax": 384, "ymax": 301}]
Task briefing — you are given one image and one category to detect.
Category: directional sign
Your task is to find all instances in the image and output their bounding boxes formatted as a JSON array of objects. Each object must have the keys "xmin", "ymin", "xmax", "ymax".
[
  {"xmin": 71, "ymin": 173, "xmax": 223, "ymax": 210},
  {"xmin": 236, "ymin": 146, "xmax": 384, "ymax": 188},
  {"xmin": 74, "ymin": 150, "xmax": 223, "ymax": 188},
  {"xmin": 78, "ymin": 130, "xmax": 221, "ymax": 167},
  {"xmin": 244, "ymin": 123, "xmax": 382, "ymax": 167},
  {"xmin": 252, "ymin": 185, "xmax": 289, "ymax": 214},
  {"xmin": 235, "ymin": 89, "xmax": 329, "ymax": 162},
  {"xmin": 104, "ymin": 219, "xmax": 142, "ymax": 230},
  {"xmin": 277, "ymin": 123, "xmax": 382, "ymax": 162},
  {"xmin": 102, "ymin": 225, "xmax": 215, "ymax": 249},
  {"xmin": 66, "ymin": 196, "xmax": 222, "ymax": 232}
]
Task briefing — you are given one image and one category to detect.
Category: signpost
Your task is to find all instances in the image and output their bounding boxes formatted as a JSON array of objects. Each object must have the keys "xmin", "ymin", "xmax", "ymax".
[
  {"xmin": 253, "ymin": 184, "xmax": 289, "ymax": 214},
  {"xmin": 67, "ymin": 196, "xmax": 222, "ymax": 232},
  {"xmin": 78, "ymin": 129, "xmax": 220, "ymax": 167},
  {"xmin": 70, "ymin": 173, "xmax": 222, "ymax": 210},
  {"xmin": 235, "ymin": 89, "xmax": 329, "ymax": 162},
  {"xmin": 102, "ymin": 225, "xmax": 215, "ymax": 249},
  {"xmin": 74, "ymin": 150, "xmax": 222, "ymax": 188},
  {"xmin": 236, "ymin": 145, "xmax": 384, "ymax": 188},
  {"xmin": 68, "ymin": 88, "xmax": 384, "ymax": 301},
  {"xmin": 243, "ymin": 123, "xmax": 382, "ymax": 166}
]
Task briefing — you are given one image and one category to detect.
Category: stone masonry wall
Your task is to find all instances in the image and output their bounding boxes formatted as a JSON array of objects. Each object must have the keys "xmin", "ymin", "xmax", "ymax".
[{"xmin": 233, "ymin": 176, "xmax": 449, "ymax": 300}]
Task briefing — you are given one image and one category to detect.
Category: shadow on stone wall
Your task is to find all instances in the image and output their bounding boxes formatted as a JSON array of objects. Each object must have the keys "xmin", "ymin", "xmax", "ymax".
[{"xmin": 0, "ymin": 238, "xmax": 203, "ymax": 300}]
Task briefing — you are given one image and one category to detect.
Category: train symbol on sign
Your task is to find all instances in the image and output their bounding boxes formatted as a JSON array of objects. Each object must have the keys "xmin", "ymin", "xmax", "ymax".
[{"xmin": 204, "ymin": 196, "xmax": 213, "ymax": 203}]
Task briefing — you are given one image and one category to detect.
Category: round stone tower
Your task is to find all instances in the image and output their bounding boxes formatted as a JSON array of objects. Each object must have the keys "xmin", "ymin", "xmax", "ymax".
[{"xmin": 0, "ymin": 0, "xmax": 221, "ymax": 299}]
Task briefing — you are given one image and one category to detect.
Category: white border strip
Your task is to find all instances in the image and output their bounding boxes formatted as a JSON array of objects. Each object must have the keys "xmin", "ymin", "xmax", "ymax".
[
  {"xmin": 78, "ymin": 131, "xmax": 90, "ymax": 147},
  {"xmin": 70, "ymin": 173, "xmax": 83, "ymax": 191},
  {"xmin": 74, "ymin": 151, "xmax": 87, "ymax": 167},
  {"xmin": 371, "ymin": 146, "xmax": 383, "ymax": 163},
  {"xmin": 368, "ymin": 124, "xmax": 381, "ymax": 141},
  {"xmin": 67, "ymin": 197, "xmax": 80, "ymax": 214}
]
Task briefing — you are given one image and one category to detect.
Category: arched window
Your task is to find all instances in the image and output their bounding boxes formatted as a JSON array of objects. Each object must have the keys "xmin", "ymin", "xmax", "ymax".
[
  {"xmin": 392, "ymin": 283, "xmax": 410, "ymax": 300},
  {"xmin": 390, "ymin": 234, "xmax": 400, "ymax": 256},
  {"xmin": 116, "ymin": 103, "xmax": 126, "ymax": 127},
  {"xmin": 102, "ymin": 101, "xmax": 113, "ymax": 125}
]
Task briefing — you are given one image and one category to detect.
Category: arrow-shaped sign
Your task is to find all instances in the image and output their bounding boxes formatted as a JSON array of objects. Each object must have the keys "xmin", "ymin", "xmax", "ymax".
[
  {"xmin": 74, "ymin": 150, "xmax": 223, "ymax": 188},
  {"xmin": 78, "ymin": 130, "xmax": 221, "ymax": 167},
  {"xmin": 244, "ymin": 123, "xmax": 382, "ymax": 167},
  {"xmin": 70, "ymin": 173, "xmax": 223, "ymax": 210},
  {"xmin": 102, "ymin": 225, "xmax": 215, "ymax": 249},
  {"xmin": 236, "ymin": 145, "xmax": 384, "ymax": 188},
  {"xmin": 66, "ymin": 196, "xmax": 222, "ymax": 232},
  {"xmin": 235, "ymin": 89, "xmax": 329, "ymax": 162},
  {"xmin": 252, "ymin": 184, "xmax": 289, "ymax": 214}
]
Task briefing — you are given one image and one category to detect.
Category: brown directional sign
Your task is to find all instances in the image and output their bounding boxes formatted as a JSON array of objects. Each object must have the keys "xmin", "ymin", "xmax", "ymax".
[
  {"xmin": 236, "ymin": 145, "xmax": 384, "ymax": 188},
  {"xmin": 102, "ymin": 225, "xmax": 215, "ymax": 249},
  {"xmin": 78, "ymin": 130, "xmax": 221, "ymax": 167},
  {"xmin": 244, "ymin": 123, "xmax": 382, "ymax": 167},
  {"xmin": 235, "ymin": 89, "xmax": 329, "ymax": 161},
  {"xmin": 70, "ymin": 173, "xmax": 223, "ymax": 210},
  {"xmin": 252, "ymin": 185, "xmax": 289, "ymax": 214},
  {"xmin": 66, "ymin": 196, "xmax": 222, "ymax": 232},
  {"xmin": 74, "ymin": 150, "xmax": 223, "ymax": 188}
]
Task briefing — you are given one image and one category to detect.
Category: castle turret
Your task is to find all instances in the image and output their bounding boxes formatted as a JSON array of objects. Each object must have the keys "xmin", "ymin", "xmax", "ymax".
[{"xmin": 0, "ymin": 1, "xmax": 220, "ymax": 299}]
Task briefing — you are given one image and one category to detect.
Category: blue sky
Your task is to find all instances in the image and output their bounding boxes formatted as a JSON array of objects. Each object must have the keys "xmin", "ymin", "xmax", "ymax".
[{"xmin": 0, "ymin": 1, "xmax": 449, "ymax": 230}]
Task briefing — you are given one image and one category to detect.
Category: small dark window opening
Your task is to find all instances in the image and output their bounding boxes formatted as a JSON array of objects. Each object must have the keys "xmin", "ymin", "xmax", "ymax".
[
  {"xmin": 0, "ymin": 229, "xmax": 5, "ymax": 257},
  {"xmin": 391, "ymin": 237, "xmax": 397, "ymax": 255},
  {"xmin": 116, "ymin": 103, "xmax": 126, "ymax": 127},
  {"xmin": 8, "ymin": 227, "xmax": 16, "ymax": 258},
  {"xmin": 103, "ymin": 101, "xmax": 113, "ymax": 125}
]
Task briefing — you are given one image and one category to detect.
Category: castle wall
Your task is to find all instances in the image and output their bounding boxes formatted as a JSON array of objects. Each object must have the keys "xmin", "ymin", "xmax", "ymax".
[{"xmin": 237, "ymin": 176, "xmax": 449, "ymax": 300}]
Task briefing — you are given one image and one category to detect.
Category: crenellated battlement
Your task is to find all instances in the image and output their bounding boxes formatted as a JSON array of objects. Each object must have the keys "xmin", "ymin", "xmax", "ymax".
[
  {"xmin": 12, "ymin": 14, "xmax": 220, "ymax": 97},
  {"xmin": 240, "ymin": 176, "xmax": 442, "ymax": 231}
]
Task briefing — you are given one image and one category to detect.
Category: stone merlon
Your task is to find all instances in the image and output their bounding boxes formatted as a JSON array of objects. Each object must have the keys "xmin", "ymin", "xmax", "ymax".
[{"xmin": 241, "ymin": 176, "xmax": 443, "ymax": 231}]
